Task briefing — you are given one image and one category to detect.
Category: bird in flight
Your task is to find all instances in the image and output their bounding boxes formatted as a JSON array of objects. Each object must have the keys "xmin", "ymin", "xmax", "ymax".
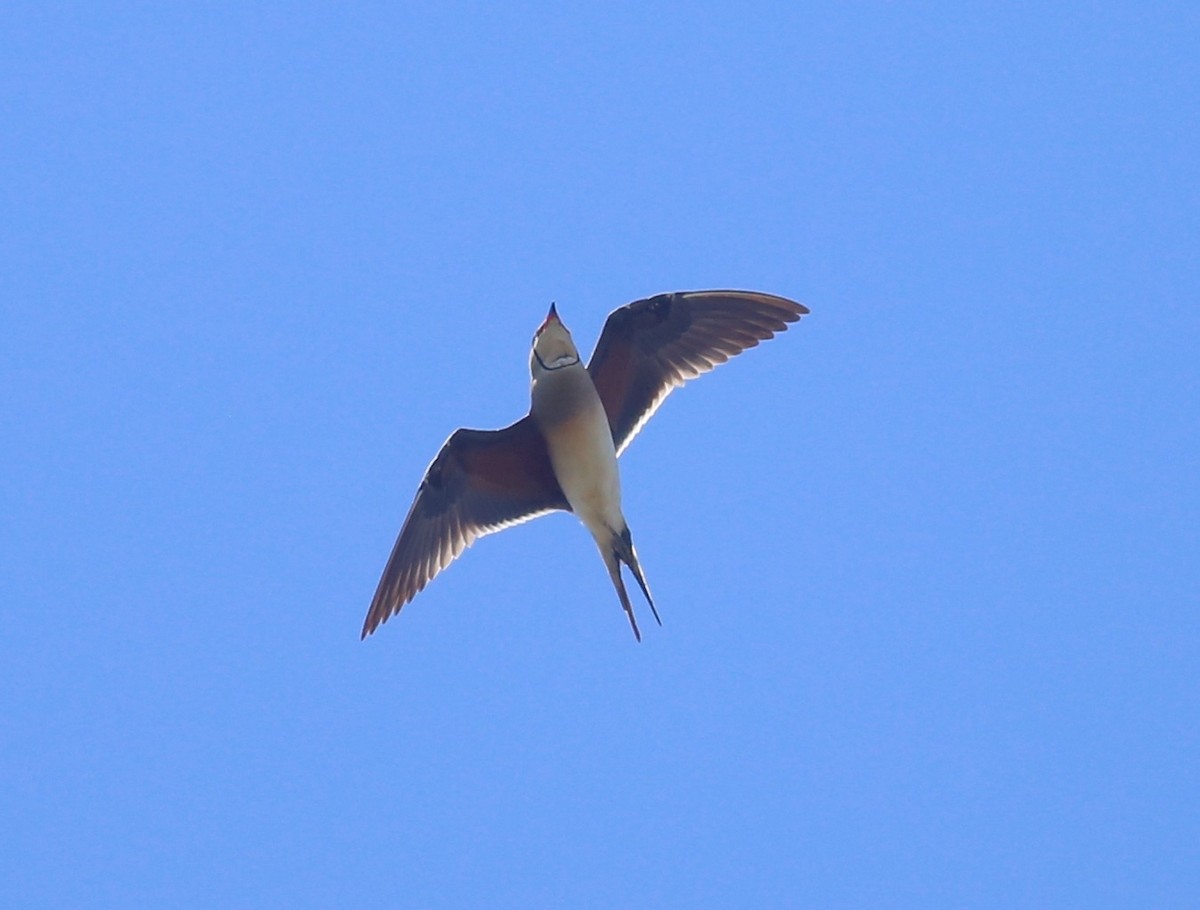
[{"xmin": 362, "ymin": 290, "xmax": 809, "ymax": 641}]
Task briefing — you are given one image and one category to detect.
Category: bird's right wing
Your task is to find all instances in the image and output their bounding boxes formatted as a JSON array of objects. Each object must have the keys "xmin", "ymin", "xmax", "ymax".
[
  {"xmin": 362, "ymin": 416, "xmax": 569, "ymax": 638},
  {"xmin": 587, "ymin": 290, "xmax": 808, "ymax": 455}
]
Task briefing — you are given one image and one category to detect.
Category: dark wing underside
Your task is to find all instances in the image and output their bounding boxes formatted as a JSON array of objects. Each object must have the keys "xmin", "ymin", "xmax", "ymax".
[
  {"xmin": 362, "ymin": 415, "xmax": 569, "ymax": 638},
  {"xmin": 586, "ymin": 290, "xmax": 809, "ymax": 455}
]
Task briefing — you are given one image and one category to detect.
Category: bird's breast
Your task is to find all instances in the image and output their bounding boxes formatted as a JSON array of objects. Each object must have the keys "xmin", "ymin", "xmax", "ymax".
[{"xmin": 532, "ymin": 368, "xmax": 622, "ymax": 531}]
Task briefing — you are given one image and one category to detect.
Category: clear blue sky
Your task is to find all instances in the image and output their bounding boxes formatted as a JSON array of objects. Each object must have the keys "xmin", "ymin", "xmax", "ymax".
[{"xmin": 3, "ymin": 3, "xmax": 1197, "ymax": 907}]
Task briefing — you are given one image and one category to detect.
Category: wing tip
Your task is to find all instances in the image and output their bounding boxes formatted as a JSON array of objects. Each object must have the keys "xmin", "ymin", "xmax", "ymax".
[
  {"xmin": 360, "ymin": 595, "xmax": 395, "ymax": 639},
  {"xmin": 676, "ymin": 289, "xmax": 809, "ymax": 319}
]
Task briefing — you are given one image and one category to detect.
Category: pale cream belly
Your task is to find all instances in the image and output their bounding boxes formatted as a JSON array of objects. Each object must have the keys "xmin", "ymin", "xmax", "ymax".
[{"xmin": 543, "ymin": 405, "xmax": 624, "ymax": 535}]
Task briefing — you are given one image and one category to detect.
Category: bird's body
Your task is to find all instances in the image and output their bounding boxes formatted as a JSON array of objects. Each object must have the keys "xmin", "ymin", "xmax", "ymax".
[
  {"xmin": 362, "ymin": 290, "xmax": 808, "ymax": 640},
  {"xmin": 537, "ymin": 381, "xmax": 623, "ymax": 542},
  {"xmin": 531, "ymin": 331, "xmax": 623, "ymax": 543}
]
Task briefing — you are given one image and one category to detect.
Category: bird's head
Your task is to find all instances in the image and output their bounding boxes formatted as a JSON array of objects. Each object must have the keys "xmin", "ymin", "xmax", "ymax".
[{"xmin": 530, "ymin": 303, "xmax": 581, "ymax": 377}]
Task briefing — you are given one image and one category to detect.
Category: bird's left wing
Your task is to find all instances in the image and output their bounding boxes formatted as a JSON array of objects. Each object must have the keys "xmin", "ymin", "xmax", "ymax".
[
  {"xmin": 362, "ymin": 416, "xmax": 569, "ymax": 637},
  {"xmin": 587, "ymin": 290, "xmax": 808, "ymax": 455}
]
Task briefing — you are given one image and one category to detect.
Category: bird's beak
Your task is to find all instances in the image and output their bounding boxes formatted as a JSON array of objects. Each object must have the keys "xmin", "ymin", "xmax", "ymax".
[{"xmin": 539, "ymin": 302, "xmax": 560, "ymax": 332}]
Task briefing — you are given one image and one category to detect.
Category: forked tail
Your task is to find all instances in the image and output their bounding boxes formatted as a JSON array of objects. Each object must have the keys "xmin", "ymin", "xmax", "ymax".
[{"xmin": 602, "ymin": 526, "xmax": 660, "ymax": 641}]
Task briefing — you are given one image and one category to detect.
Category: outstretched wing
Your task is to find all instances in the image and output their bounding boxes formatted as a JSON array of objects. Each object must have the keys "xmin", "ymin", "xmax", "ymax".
[
  {"xmin": 587, "ymin": 290, "xmax": 808, "ymax": 455},
  {"xmin": 362, "ymin": 416, "xmax": 569, "ymax": 637}
]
